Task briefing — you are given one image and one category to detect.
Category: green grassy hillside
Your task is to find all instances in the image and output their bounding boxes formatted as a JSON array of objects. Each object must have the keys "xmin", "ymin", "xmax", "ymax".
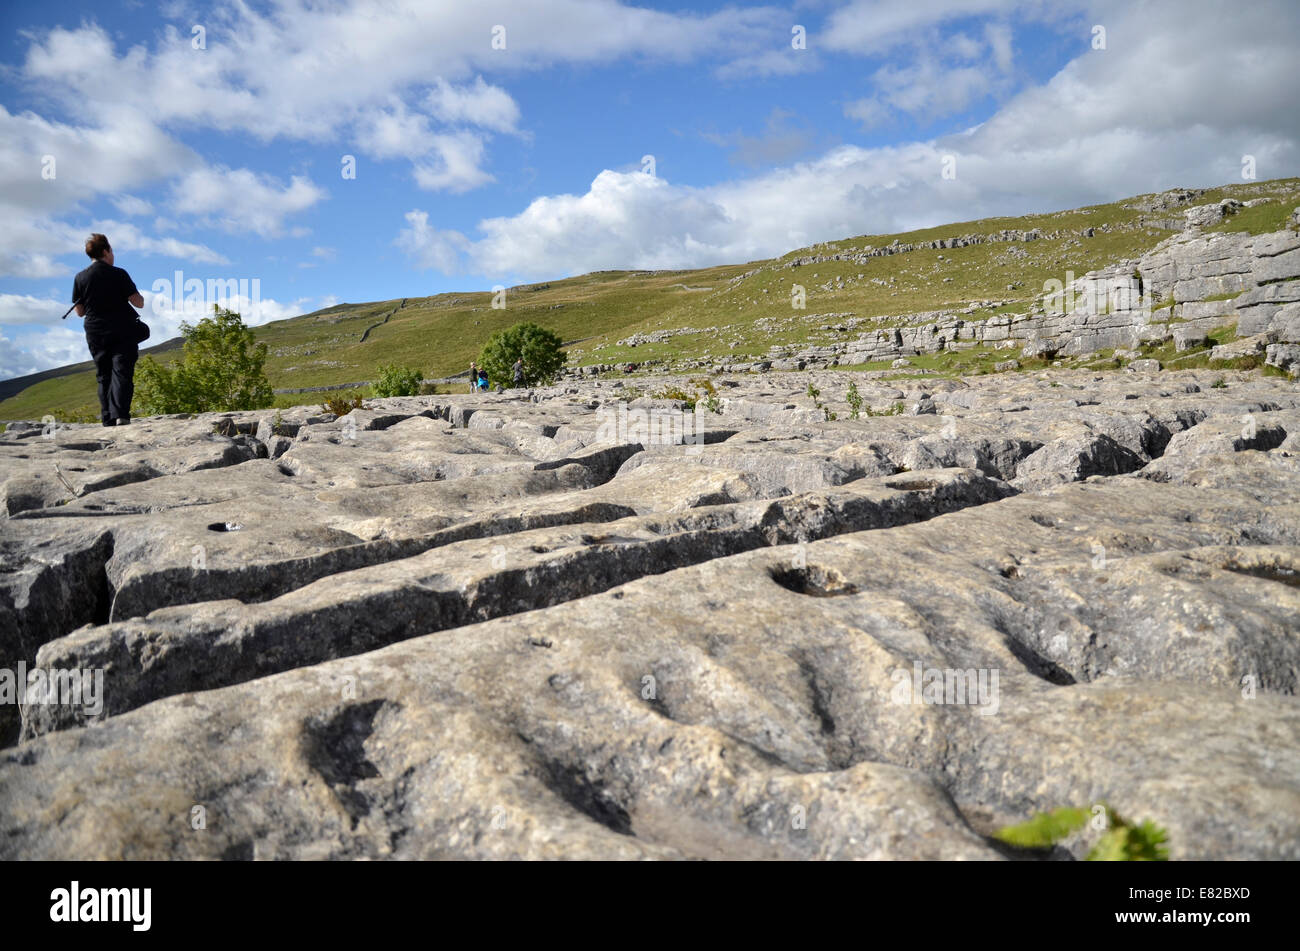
[{"xmin": 5, "ymin": 177, "xmax": 1297, "ymax": 421}]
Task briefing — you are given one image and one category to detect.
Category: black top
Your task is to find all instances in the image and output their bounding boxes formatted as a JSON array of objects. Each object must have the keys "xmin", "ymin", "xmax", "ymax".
[{"xmin": 73, "ymin": 260, "xmax": 139, "ymax": 335}]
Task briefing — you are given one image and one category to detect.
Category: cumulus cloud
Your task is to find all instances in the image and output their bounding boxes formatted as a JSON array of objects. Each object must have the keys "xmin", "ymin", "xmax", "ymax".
[
  {"xmin": 426, "ymin": 77, "xmax": 522, "ymax": 134},
  {"xmin": 821, "ymin": 0, "xmax": 1066, "ymax": 55},
  {"xmin": 411, "ymin": 133, "xmax": 497, "ymax": 193},
  {"xmin": 0, "ymin": 104, "xmax": 206, "ymax": 278},
  {"xmin": 842, "ymin": 17, "xmax": 1022, "ymax": 129},
  {"xmin": 0, "ymin": 104, "xmax": 197, "ymax": 218},
  {"xmin": 0, "ymin": 293, "xmax": 71, "ymax": 327},
  {"xmin": 17, "ymin": 3, "xmax": 782, "ymax": 193},
  {"xmin": 169, "ymin": 167, "xmax": 325, "ymax": 238},
  {"xmin": 395, "ymin": 211, "xmax": 471, "ymax": 274},
  {"xmin": 0, "ymin": 325, "xmax": 90, "ymax": 380},
  {"xmin": 112, "ymin": 195, "xmax": 154, "ymax": 217}
]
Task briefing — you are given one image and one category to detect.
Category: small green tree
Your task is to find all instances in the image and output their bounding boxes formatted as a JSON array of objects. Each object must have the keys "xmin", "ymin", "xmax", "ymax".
[
  {"xmin": 478, "ymin": 322, "xmax": 566, "ymax": 387},
  {"xmin": 372, "ymin": 364, "xmax": 424, "ymax": 397},
  {"xmin": 135, "ymin": 307, "xmax": 273, "ymax": 414}
]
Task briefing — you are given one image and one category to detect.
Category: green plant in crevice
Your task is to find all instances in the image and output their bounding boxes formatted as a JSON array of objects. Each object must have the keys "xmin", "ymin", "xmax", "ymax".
[
  {"xmin": 994, "ymin": 804, "xmax": 1169, "ymax": 861},
  {"xmin": 845, "ymin": 381, "xmax": 863, "ymax": 419}
]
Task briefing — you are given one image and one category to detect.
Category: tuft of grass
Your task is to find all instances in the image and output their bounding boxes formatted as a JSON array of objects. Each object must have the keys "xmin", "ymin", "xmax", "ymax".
[
  {"xmin": 53, "ymin": 405, "xmax": 100, "ymax": 424},
  {"xmin": 321, "ymin": 392, "xmax": 366, "ymax": 416},
  {"xmin": 863, "ymin": 400, "xmax": 905, "ymax": 417}
]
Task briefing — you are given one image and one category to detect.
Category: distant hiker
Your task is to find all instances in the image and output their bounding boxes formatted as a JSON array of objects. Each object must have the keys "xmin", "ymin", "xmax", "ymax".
[
  {"xmin": 469, "ymin": 361, "xmax": 480, "ymax": 393},
  {"xmin": 512, "ymin": 358, "xmax": 525, "ymax": 387},
  {"xmin": 73, "ymin": 234, "xmax": 145, "ymax": 426},
  {"xmin": 477, "ymin": 367, "xmax": 489, "ymax": 391}
]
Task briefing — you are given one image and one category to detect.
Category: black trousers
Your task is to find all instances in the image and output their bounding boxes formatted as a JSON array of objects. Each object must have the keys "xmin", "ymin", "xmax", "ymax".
[{"xmin": 86, "ymin": 332, "xmax": 138, "ymax": 424}]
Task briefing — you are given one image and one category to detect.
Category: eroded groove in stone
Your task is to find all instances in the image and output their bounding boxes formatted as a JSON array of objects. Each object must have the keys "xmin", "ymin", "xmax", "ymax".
[{"xmin": 22, "ymin": 467, "xmax": 1012, "ymax": 739}]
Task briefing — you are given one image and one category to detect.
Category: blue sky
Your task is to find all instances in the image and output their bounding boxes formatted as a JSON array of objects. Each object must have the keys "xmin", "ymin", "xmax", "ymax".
[{"xmin": 2, "ymin": 0, "xmax": 1298, "ymax": 380}]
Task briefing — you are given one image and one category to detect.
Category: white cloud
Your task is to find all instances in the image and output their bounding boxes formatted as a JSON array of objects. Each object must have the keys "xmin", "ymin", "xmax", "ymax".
[
  {"xmin": 822, "ymin": 0, "xmax": 1065, "ymax": 54},
  {"xmin": 18, "ymin": 4, "xmax": 783, "ymax": 182},
  {"xmin": 0, "ymin": 216, "xmax": 228, "ymax": 280},
  {"xmin": 357, "ymin": 99, "xmax": 443, "ymax": 162},
  {"xmin": 112, "ymin": 195, "xmax": 154, "ymax": 217},
  {"xmin": 715, "ymin": 48, "xmax": 820, "ymax": 82},
  {"xmin": 170, "ymin": 167, "xmax": 325, "ymax": 238},
  {"xmin": 0, "ymin": 293, "xmax": 71, "ymax": 327},
  {"xmin": 0, "ymin": 104, "xmax": 203, "ymax": 278},
  {"xmin": 426, "ymin": 77, "xmax": 521, "ymax": 133},
  {"xmin": 395, "ymin": 211, "xmax": 471, "ymax": 274},
  {"xmin": 412, "ymin": 133, "xmax": 495, "ymax": 193},
  {"xmin": 984, "ymin": 21, "xmax": 1014, "ymax": 73},
  {"xmin": 843, "ymin": 15, "xmax": 1020, "ymax": 129},
  {"xmin": 0, "ymin": 105, "xmax": 196, "ymax": 218},
  {"xmin": 84, "ymin": 221, "xmax": 230, "ymax": 266},
  {"xmin": 0, "ymin": 325, "xmax": 90, "ymax": 381}
]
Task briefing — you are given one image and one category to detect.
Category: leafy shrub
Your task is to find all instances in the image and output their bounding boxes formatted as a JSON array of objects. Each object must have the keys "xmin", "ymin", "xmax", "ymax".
[
  {"xmin": 135, "ymin": 307, "xmax": 273, "ymax": 414},
  {"xmin": 372, "ymin": 364, "xmax": 424, "ymax": 397},
  {"xmin": 478, "ymin": 322, "xmax": 566, "ymax": 386}
]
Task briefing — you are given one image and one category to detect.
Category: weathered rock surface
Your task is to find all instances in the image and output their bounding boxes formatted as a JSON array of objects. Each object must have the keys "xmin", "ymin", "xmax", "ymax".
[{"xmin": 2, "ymin": 369, "xmax": 1298, "ymax": 859}]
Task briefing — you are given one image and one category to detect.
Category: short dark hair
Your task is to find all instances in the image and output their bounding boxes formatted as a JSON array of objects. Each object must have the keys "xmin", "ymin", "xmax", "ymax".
[{"xmin": 85, "ymin": 233, "xmax": 111, "ymax": 259}]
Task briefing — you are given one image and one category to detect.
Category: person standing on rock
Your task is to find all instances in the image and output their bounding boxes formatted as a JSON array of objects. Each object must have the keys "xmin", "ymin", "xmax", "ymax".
[
  {"xmin": 512, "ymin": 357, "xmax": 525, "ymax": 388},
  {"xmin": 469, "ymin": 361, "xmax": 480, "ymax": 393},
  {"xmin": 73, "ymin": 234, "xmax": 145, "ymax": 426}
]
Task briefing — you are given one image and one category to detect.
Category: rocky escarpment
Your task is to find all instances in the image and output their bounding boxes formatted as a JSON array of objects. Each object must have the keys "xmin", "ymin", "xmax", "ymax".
[
  {"xmin": 2, "ymin": 369, "xmax": 1299, "ymax": 860},
  {"xmin": 611, "ymin": 208, "xmax": 1300, "ymax": 376}
]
